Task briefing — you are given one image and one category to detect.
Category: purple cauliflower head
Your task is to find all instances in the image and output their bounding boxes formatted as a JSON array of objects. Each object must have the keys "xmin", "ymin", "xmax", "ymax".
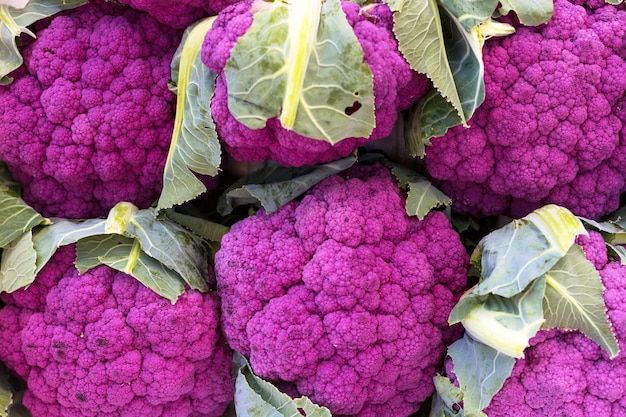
[
  {"xmin": 116, "ymin": 0, "xmax": 240, "ymax": 29},
  {"xmin": 201, "ymin": 1, "xmax": 430, "ymax": 167},
  {"xmin": 0, "ymin": 2, "xmax": 180, "ymax": 219},
  {"xmin": 424, "ymin": 0, "xmax": 626, "ymax": 219},
  {"xmin": 214, "ymin": 164, "xmax": 469, "ymax": 417},
  {"xmin": 480, "ymin": 231, "xmax": 626, "ymax": 416},
  {"xmin": 0, "ymin": 246, "xmax": 233, "ymax": 417}
]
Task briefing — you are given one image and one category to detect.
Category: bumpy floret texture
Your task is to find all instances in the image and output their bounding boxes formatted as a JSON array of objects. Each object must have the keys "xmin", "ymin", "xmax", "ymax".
[
  {"xmin": 424, "ymin": 0, "xmax": 626, "ymax": 219},
  {"xmin": 482, "ymin": 231, "xmax": 626, "ymax": 416},
  {"xmin": 0, "ymin": 2, "xmax": 179, "ymax": 218},
  {"xmin": 201, "ymin": 1, "xmax": 430, "ymax": 167},
  {"xmin": 214, "ymin": 164, "xmax": 469, "ymax": 417},
  {"xmin": 117, "ymin": 0, "xmax": 239, "ymax": 29},
  {"xmin": 0, "ymin": 246, "xmax": 233, "ymax": 417}
]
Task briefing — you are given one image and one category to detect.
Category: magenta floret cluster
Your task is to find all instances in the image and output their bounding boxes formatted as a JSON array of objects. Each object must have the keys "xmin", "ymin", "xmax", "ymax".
[
  {"xmin": 0, "ymin": 246, "xmax": 233, "ymax": 417},
  {"xmin": 0, "ymin": 1, "xmax": 180, "ymax": 219},
  {"xmin": 214, "ymin": 164, "xmax": 468, "ymax": 416},
  {"xmin": 483, "ymin": 231, "xmax": 626, "ymax": 416},
  {"xmin": 117, "ymin": 0, "xmax": 239, "ymax": 29},
  {"xmin": 201, "ymin": 1, "xmax": 430, "ymax": 167},
  {"xmin": 424, "ymin": 0, "xmax": 626, "ymax": 219}
]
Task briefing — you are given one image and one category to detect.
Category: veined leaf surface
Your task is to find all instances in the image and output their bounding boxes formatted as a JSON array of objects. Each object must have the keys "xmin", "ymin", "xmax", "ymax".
[
  {"xmin": 225, "ymin": 0, "xmax": 375, "ymax": 143},
  {"xmin": 0, "ymin": 0, "xmax": 86, "ymax": 84},
  {"xmin": 498, "ymin": 0, "xmax": 553, "ymax": 26},
  {"xmin": 0, "ymin": 181, "xmax": 49, "ymax": 248},
  {"xmin": 543, "ymin": 244, "xmax": 619, "ymax": 358},
  {"xmin": 439, "ymin": 0, "xmax": 499, "ymax": 31},
  {"xmin": 0, "ymin": 230, "xmax": 36, "ymax": 293},
  {"xmin": 234, "ymin": 353, "xmax": 332, "ymax": 417},
  {"xmin": 159, "ymin": 17, "xmax": 221, "ymax": 210},
  {"xmin": 75, "ymin": 235, "xmax": 185, "ymax": 303}
]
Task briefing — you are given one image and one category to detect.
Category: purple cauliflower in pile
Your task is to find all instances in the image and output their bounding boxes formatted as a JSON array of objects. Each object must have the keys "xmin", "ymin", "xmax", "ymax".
[
  {"xmin": 117, "ymin": 0, "xmax": 240, "ymax": 29},
  {"xmin": 0, "ymin": 1, "xmax": 179, "ymax": 219},
  {"xmin": 0, "ymin": 246, "xmax": 233, "ymax": 417},
  {"xmin": 201, "ymin": 1, "xmax": 430, "ymax": 167},
  {"xmin": 482, "ymin": 231, "xmax": 626, "ymax": 416},
  {"xmin": 424, "ymin": 0, "xmax": 626, "ymax": 219},
  {"xmin": 214, "ymin": 164, "xmax": 469, "ymax": 417}
]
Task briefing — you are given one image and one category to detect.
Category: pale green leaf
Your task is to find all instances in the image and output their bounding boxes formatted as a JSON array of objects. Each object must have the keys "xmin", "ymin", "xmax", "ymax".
[
  {"xmin": 498, "ymin": 0, "xmax": 553, "ymax": 26},
  {"xmin": 218, "ymin": 156, "xmax": 357, "ymax": 216},
  {"xmin": 439, "ymin": 0, "xmax": 499, "ymax": 31},
  {"xmin": 385, "ymin": 161, "xmax": 451, "ymax": 219},
  {"xmin": 234, "ymin": 353, "xmax": 332, "ymax": 417},
  {"xmin": 447, "ymin": 335, "xmax": 516, "ymax": 417},
  {"xmin": 0, "ymin": 230, "xmax": 36, "ymax": 293},
  {"xmin": 124, "ymin": 208, "xmax": 209, "ymax": 292},
  {"xmin": 543, "ymin": 244, "xmax": 619, "ymax": 358},
  {"xmin": 605, "ymin": 0, "xmax": 623, "ymax": 4},
  {"xmin": 0, "ymin": 185, "xmax": 49, "ymax": 248},
  {"xmin": 225, "ymin": 0, "xmax": 375, "ymax": 143},
  {"xmin": 0, "ymin": 161, "xmax": 20, "ymax": 194},
  {"xmin": 158, "ymin": 17, "xmax": 221, "ymax": 210},
  {"xmin": 607, "ymin": 243, "xmax": 626, "ymax": 265},
  {"xmin": 163, "ymin": 210, "xmax": 230, "ymax": 243},
  {"xmin": 0, "ymin": 0, "xmax": 87, "ymax": 84},
  {"xmin": 75, "ymin": 235, "xmax": 185, "ymax": 303},
  {"xmin": 386, "ymin": 0, "xmax": 465, "ymax": 125},
  {"xmin": 430, "ymin": 376, "xmax": 466, "ymax": 417},
  {"xmin": 0, "ymin": 362, "xmax": 12, "ymax": 417},
  {"xmin": 473, "ymin": 205, "xmax": 586, "ymax": 298},
  {"xmin": 31, "ymin": 218, "xmax": 106, "ymax": 273}
]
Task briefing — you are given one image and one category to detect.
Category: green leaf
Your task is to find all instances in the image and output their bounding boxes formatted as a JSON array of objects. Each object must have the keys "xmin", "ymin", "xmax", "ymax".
[
  {"xmin": 218, "ymin": 156, "xmax": 357, "ymax": 216},
  {"xmin": 438, "ymin": 0, "xmax": 499, "ymax": 31},
  {"xmin": 122, "ymin": 208, "xmax": 209, "ymax": 292},
  {"xmin": 447, "ymin": 335, "xmax": 516, "ymax": 417},
  {"xmin": 385, "ymin": 0, "xmax": 465, "ymax": 125},
  {"xmin": 158, "ymin": 17, "xmax": 221, "ymax": 210},
  {"xmin": 607, "ymin": 243, "xmax": 626, "ymax": 265},
  {"xmin": 543, "ymin": 244, "xmax": 619, "ymax": 358},
  {"xmin": 0, "ymin": 182, "xmax": 49, "ymax": 248},
  {"xmin": 0, "ymin": 161, "xmax": 20, "ymax": 195},
  {"xmin": 0, "ymin": 230, "xmax": 36, "ymax": 293},
  {"xmin": 75, "ymin": 235, "xmax": 185, "ymax": 303},
  {"xmin": 473, "ymin": 205, "xmax": 587, "ymax": 298},
  {"xmin": 453, "ymin": 277, "xmax": 546, "ymax": 358},
  {"xmin": 225, "ymin": 0, "xmax": 375, "ymax": 143},
  {"xmin": 0, "ymin": 0, "xmax": 87, "ymax": 84},
  {"xmin": 233, "ymin": 352, "xmax": 332, "ymax": 417},
  {"xmin": 498, "ymin": 0, "xmax": 553, "ymax": 26},
  {"xmin": 163, "ymin": 210, "xmax": 230, "ymax": 243},
  {"xmin": 430, "ymin": 376, "xmax": 466, "ymax": 417},
  {"xmin": 0, "ymin": 362, "xmax": 12, "ymax": 417},
  {"xmin": 385, "ymin": 161, "xmax": 451, "ymax": 219},
  {"xmin": 605, "ymin": 0, "xmax": 623, "ymax": 4}
]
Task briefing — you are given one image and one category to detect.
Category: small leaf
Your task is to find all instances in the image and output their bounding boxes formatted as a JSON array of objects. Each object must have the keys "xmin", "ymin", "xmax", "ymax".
[
  {"xmin": 473, "ymin": 205, "xmax": 587, "ymax": 298},
  {"xmin": 218, "ymin": 156, "xmax": 357, "ymax": 216},
  {"xmin": 447, "ymin": 334, "xmax": 516, "ymax": 417},
  {"xmin": 498, "ymin": 0, "xmax": 553, "ymax": 26},
  {"xmin": 0, "ymin": 161, "xmax": 20, "ymax": 195},
  {"xmin": 234, "ymin": 352, "xmax": 332, "ymax": 417},
  {"xmin": 163, "ymin": 210, "xmax": 230, "ymax": 243},
  {"xmin": 0, "ymin": 362, "xmax": 13, "ymax": 417},
  {"xmin": 225, "ymin": 0, "xmax": 375, "ymax": 143},
  {"xmin": 430, "ymin": 375, "xmax": 465, "ymax": 417},
  {"xmin": 75, "ymin": 235, "xmax": 185, "ymax": 303},
  {"xmin": 438, "ymin": 0, "xmax": 499, "ymax": 31},
  {"xmin": 158, "ymin": 17, "xmax": 221, "ymax": 210},
  {"xmin": 0, "ymin": 230, "xmax": 36, "ymax": 293},
  {"xmin": 607, "ymin": 243, "xmax": 626, "ymax": 265},
  {"xmin": 385, "ymin": 161, "xmax": 451, "ymax": 219},
  {"xmin": 543, "ymin": 244, "xmax": 619, "ymax": 358},
  {"xmin": 0, "ymin": 184, "xmax": 49, "ymax": 248},
  {"xmin": 386, "ymin": 0, "xmax": 466, "ymax": 125},
  {"xmin": 0, "ymin": 0, "xmax": 87, "ymax": 84}
]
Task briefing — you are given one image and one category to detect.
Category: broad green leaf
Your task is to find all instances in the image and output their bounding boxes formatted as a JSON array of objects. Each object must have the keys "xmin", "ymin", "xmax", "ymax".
[
  {"xmin": 474, "ymin": 205, "xmax": 587, "ymax": 297},
  {"xmin": 122, "ymin": 208, "xmax": 209, "ymax": 292},
  {"xmin": 498, "ymin": 0, "xmax": 553, "ymax": 26},
  {"xmin": 0, "ymin": 183, "xmax": 49, "ymax": 248},
  {"xmin": 385, "ymin": 161, "xmax": 451, "ymax": 219},
  {"xmin": 225, "ymin": 0, "xmax": 375, "ymax": 143},
  {"xmin": 31, "ymin": 218, "xmax": 106, "ymax": 273},
  {"xmin": 0, "ymin": 0, "xmax": 87, "ymax": 84},
  {"xmin": 234, "ymin": 353, "xmax": 332, "ymax": 417},
  {"xmin": 447, "ymin": 335, "xmax": 516, "ymax": 417},
  {"xmin": 0, "ymin": 230, "xmax": 36, "ymax": 293},
  {"xmin": 158, "ymin": 17, "xmax": 221, "ymax": 210},
  {"xmin": 543, "ymin": 244, "xmax": 619, "ymax": 358},
  {"xmin": 385, "ymin": 0, "xmax": 465, "ymax": 126},
  {"xmin": 456, "ymin": 277, "xmax": 546, "ymax": 358},
  {"xmin": 438, "ymin": 0, "xmax": 499, "ymax": 31},
  {"xmin": 218, "ymin": 156, "xmax": 357, "ymax": 216},
  {"xmin": 75, "ymin": 235, "xmax": 185, "ymax": 303},
  {"xmin": 163, "ymin": 210, "xmax": 230, "ymax": 243},
  {"xmin": 430, "ymin": 376, "xmax": 466, "ymax": 417}
]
